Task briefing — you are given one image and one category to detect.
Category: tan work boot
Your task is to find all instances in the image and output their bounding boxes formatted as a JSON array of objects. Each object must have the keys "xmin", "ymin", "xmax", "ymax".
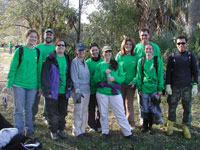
[
  {"xmin": 167, "ymin": 120, "xmax": 174, "ymax": 136},
  {"xmin": 182, "ymin": 125, "xmax": 191, "ymax": 139}
]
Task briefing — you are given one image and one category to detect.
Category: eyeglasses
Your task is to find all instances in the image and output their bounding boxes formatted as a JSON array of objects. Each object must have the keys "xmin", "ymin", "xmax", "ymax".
[
  {"xmin": 177, "ymin": 42, "xmax": 186, "ymax": 45},
  {"xmin": 56, "ymin": 44, "xmax": 65, "ymax": 47}
]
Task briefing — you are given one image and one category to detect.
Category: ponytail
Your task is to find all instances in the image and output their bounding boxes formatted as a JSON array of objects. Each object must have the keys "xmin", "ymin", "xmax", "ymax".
[{"xmin": 109, "ymin": 59, "xmax": 118, "ymax": 71}]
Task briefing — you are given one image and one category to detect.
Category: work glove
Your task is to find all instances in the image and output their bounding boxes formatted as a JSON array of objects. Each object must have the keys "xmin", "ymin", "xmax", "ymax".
[
  {"xmin": 128, "ymin": 81, "xmax": 135, "ymax": 88},
  {"xmin": 166, "ymin": 84, "xmax": 172, "ymax": 95},
  {"xmin": 73, "ymin": 89, "xmax": 84, "ymax": 104},
  {"xmin": 192, "ymin": 84, "xmax": 198, "ymax": 97}
]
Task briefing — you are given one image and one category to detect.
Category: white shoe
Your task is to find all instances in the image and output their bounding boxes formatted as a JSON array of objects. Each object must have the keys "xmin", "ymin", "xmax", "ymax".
[
  {"xmin": 130, "ymin": 126, "xmax": 135, "ymax": 131},
  {"xmin": 88, "ymin": 128, "xmax": 96, "ymax": 133},
  {"xmin": 139, "ymin": 119, "xmax": 143, "ymax": 126}
]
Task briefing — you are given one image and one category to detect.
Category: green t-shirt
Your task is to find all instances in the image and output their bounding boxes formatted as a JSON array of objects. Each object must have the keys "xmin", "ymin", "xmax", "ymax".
[
  {"xmin": 7, "ymin": 46, "xmax": 42, "ymax": 89},
  {"xmin": 115, "ymin": 53, "xmax": 138, "ymax": 85},
  {"xmin": 36, "ymin": 43, "xmax": 55, "ymax": 62},
  {"xmin": 56, "ymin": 56, "xmax": 67, "ymax": 94},
  {"xmin": 136, "ymin": 56, "xmax": 164, "ymax": 94},
  {"xmin": 86, "ymin": 57, "xmax": 103, "ymax": 94},
  {"xmin": 94, "ymin": 61, "xmax": 125, "ymax": 95}
]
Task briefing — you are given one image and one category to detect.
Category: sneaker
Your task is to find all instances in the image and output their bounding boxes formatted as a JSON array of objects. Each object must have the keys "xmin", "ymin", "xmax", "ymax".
[
  {"xmin": 88, "ymin": 128, "xmax": 96, "ymax": 133},
  {"xmin": 101, "ymin": 133, "xmax": 109, "ymax": 139},
  {"xmin": 50, "ymin": 132, "xmax": 58, "ymax": 140},
  {"xmin": 58, "ymin": 130, "xmax": 67, "ymax": 139},
  {"xmin": 139, "ymin": 119, "xmax": 143, "ymax": 126},
  {"xmin": 125, "ymin": 135, "xmax": 140, "ymax": 141},
  {"xmin": 130, "ymin": 126, "xmax": 135, "ymax": 131}
]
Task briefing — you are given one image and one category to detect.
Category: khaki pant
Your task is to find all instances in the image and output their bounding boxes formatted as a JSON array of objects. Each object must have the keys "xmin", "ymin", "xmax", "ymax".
[
  {"xmin": 121, "ymin": 84, "xmax": 136, "ymax": 126},
  {"xmin": 72, "ymin": 93, "xmax": 90, "ymax": 136}
]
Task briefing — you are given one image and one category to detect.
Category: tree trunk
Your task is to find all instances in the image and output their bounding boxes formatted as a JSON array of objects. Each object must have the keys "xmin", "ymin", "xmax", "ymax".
[{"xmin": 188, "ymin": 0, "xmax": 200, "ymax": 37}]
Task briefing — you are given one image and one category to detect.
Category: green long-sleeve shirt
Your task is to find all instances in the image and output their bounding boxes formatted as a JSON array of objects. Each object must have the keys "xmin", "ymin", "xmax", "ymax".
[
  {"xmin": 36, "ymin": 43, "xmax": 55, "ymax": 62},
  {"xmin": 115, "ymin": 53, "xmax": 138, "ymax": 85},
  {"xmin": 94, "ymin": 61, "xmax": 125, "ymax": 95},
  {"xmin": 136, "ymin": 56, "xmax": 164, "ymax": 94},
  {"xmin": 86, "ymin": 57, "xmax": 103, "ymax": 94},
  {"xmin": 7, "ymin": 46, "xmax": 42, "ymax": 89}
]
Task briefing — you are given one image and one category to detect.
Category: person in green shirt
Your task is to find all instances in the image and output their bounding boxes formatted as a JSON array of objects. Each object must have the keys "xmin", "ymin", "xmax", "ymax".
[
  {"xmin": 94, "ymin": 46, "xmax": 139, "ymax": 140},
  {"xmin": 32, "ymin": 28, "xmax": 55, "ymax": 122},
  {"xmin": 86, "ymin": 42, "xmax": 103, "ymax": 132},
  {"xmin": 115, "ymin": 37, "xmax": 138, "ymax": 131},
  {"xmin": 8, "ymin": 42, "xmax": 12, "ymax": 54},
  {"xmin": 134, "ymin": 27, "xmax": 165, "ymax": 126},
  {"xmin": 136, "ymin": 43, "xmax": 164, "ymax": 134},
  {"xmin": 2, "ymin": 29, "xmax": 42, "ymax": 137},
  {"xmin": 41, "ymin": 40, "xmax": 71, "ymax": 140}
]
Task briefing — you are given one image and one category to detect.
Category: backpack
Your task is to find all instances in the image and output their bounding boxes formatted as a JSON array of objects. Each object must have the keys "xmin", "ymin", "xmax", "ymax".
[
  {"xmin": 17, "ymin": 47, "xmax": 40, "ymax": 69},
  {"xmin": 171, "ymin": 51, "xmax": 192, "ymax": 70},
  {"xmin": 141, "ymin": 56, "xmax": 166, "ymax": 95}
]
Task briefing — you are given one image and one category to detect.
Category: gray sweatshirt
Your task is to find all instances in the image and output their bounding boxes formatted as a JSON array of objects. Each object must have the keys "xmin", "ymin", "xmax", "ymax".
[{"xmin": 71, "ymin": 57, "xmax": 90, "ymax": 94}]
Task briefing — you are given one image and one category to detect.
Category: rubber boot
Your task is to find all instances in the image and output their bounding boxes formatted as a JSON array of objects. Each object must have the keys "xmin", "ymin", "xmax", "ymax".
[
  {"xmin": 167, "ymin": 120, "xmax": 174, "ymax": 136},
  {"xmin": 141, "ymin": 113, "xmax": 149, "ymax": 133},
  {"xmin": 148, "ymin": 113, "xmax": 154, "ymax": 134},
  {"xmin": 182, "ymin": 125, "xmax": 191, "ymax": 139}
]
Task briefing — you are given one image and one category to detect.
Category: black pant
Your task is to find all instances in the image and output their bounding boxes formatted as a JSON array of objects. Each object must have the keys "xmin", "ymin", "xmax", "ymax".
[
  {"xmin": 0, "ymin": 113, "xmax": 13, "ymax": 129},
  {"xmin": 45, "ymin": 94, "xmax": 68, "ymax": 133},
  {"xmin": 88, "ymin": 94, "xmax": 101, "ymax": 130}
]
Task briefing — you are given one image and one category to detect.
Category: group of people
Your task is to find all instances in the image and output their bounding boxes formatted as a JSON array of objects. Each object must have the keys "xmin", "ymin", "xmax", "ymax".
[{"xmin": 2, "ymin": 27, "xmax": 198, "ymax": 142}]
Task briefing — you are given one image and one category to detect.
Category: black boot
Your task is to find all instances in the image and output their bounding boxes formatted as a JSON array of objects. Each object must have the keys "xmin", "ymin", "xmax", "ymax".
[
  {"xmin": 141, "ymin": 113, "xmax": 149, "ymax": 133},
  {"xmin": 148, "ymin": 112, "xmax": 154, "ymax": 134}
]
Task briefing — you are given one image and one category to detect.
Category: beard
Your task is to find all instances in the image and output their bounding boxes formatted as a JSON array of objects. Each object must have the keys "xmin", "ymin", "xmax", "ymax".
[{"xmin": 45, "ymin": 37, "xmax": 53, "ymax": 44}]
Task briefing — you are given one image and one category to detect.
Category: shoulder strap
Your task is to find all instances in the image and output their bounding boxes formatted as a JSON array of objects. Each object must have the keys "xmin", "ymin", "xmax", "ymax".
[
  {"xmin": 187, "ymin": 51, "xmax": 192, "ymax": 63},
  {"xmin": 153, "ymin": 56, "xmax": 158, "ymax": 73},
  {"xmin": 141, "ymin": 57, "xmax": 145, "ymax": 83},
  {"xmin": 35, "ymin": 47, "xmax": 40, "ymax": 64},
  {"xmin": 17, "ymin": 47, "xmax": 23, "ymax": 69}
]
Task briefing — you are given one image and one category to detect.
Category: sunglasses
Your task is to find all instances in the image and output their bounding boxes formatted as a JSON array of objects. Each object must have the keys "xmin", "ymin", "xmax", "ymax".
[
  {"xmin": 177, "ymin": 42, "xmax": 186, "ymax": 45},
  {"xmin": 141, "ymin": 34, "xmax": 148, "ymax": 37},
  {"xmin": 56, "ymin": 44, "xmax": 65, "ymax": 47}
]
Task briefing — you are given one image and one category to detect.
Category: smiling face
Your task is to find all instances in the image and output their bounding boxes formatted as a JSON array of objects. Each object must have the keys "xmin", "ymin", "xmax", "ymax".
[
  {"xmin": 176, "ymin": 38, "xmax": 187, "ymax": 53},
  {"xmin": 125, "ymin": 41, "xmax": 133, "ymax": 54},
  {"xmin": 102, "ymin": 50, "xmax": 112, "ymax": 61},
  {"xmin": 44, "ymin": 31, "xmax": 54, "ymax": 44},
  {"xmin": 55, "ymin": 41, "xmax": 66, "ymax": 55},
  {"xmin": 139, "ymin": 31, "xmax": 150, "ymax": 45},
  {"xmin": 26, "ymin": 32, "xmax": 38, "ymax": 46},
  {"xmin": 145, "ymin": 44, "xmax": 153, "ymax": 59},
  {"xmin": 90, "ymin": 46, "xmax": 99, "ymax": 57}
]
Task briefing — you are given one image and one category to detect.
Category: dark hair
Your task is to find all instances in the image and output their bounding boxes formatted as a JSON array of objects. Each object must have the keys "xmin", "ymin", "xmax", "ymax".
[
  {"xmin": 25, "ymin": 29, "xmax": 39, "ymax": 39},
  {"xmin": 120, "ymin": 37, "xmax": 136, "ymax": 56},
  {"xmin": 55, "ymin": 39, "xmax": 67, "ymax": 47},
  {"xmin": 176, "ymin": 35, "xmax": 187, "ymax": 43},
  {"xmin": 89, "ymin": 42, "xmax": 99, "ymax": 49},
  {"xmin": 109, "ymin": 59, "xmax": 118, "ymax": 71},
  {"xmin": 139, "ymin": 27, "xmax": 150, "ymax": 34}
]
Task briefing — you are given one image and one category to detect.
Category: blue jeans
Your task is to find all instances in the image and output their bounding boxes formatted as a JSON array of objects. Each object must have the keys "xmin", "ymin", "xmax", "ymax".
[
  {"xmin": 142, "ymin": 92, "xmax": 159, "ymax": 115},
  {"xmin": 12, "ymin": 86, "xmax": 37, "ymax": 134}
]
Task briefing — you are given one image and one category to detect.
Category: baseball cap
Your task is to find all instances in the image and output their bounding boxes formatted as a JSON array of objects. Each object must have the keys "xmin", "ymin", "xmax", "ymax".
[
  {"xmin": 76, "ymin": 43, "xmax": 86, "ymax": 50},
  {"xmin": 44, "ymin": 29, "xmax": 54, "ymax": 34},
  {"xmin": 102, "ymin": 46, "xmax": 112, "ymax": 52}
]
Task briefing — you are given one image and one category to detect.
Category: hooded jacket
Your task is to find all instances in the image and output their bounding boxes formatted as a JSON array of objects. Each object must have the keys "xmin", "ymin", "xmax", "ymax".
[{"xmin": 42, "ymin": 51, "xmax": 72, "ymax": 100}]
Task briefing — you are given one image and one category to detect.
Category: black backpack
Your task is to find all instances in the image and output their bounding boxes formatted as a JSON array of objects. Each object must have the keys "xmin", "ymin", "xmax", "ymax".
[{"xmin": 17, "ymin": 47, "xmax": 40, "ymax": 69}]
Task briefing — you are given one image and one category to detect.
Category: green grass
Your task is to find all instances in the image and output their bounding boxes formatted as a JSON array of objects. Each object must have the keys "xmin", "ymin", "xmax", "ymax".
[{"xmin": 0, "ymin": 52, "xmax": 200, "ymax": 150}]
